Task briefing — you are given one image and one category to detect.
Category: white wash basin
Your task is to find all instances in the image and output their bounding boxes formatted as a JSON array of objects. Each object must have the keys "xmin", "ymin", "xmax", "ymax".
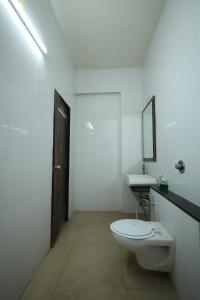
[{"xmin": 126, "ymin": 174, "xmax": 157, "ymax": 187}]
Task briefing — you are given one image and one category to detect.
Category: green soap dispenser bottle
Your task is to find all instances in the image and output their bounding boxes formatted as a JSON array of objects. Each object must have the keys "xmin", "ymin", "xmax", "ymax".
[{"xmin": 159, "ymin": 177, "xmax": 168, "ymax": 192}]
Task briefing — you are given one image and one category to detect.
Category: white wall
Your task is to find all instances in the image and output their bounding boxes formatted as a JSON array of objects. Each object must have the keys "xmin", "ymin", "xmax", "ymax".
[
  {"xmin": 143, "ymin": 0, "xmax": 200, "ymax": 207},
  {"xmin": 0, "ymin": 1, "xmax": 75, "ymax": 299},
  {"xmin": 76, "ymin": 68, "xmax": 143, "ymax": 212},
  {"xmin": 151, "ymin": 189, "xmax": 200, "ymax": 300},
  {"xmin": 75, "ymin": 94, "xmax": 121, "ymax": 211}
]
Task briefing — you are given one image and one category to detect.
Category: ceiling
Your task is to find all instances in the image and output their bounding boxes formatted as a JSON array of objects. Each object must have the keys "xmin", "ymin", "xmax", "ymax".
[{"xmin": 50, "ymin": 0, "xmax": 166, "ymax": 69}]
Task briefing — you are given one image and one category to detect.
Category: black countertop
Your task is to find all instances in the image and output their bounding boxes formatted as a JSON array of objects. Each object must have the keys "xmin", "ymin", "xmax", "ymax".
[{"xmin": 151, "ymin": 185, "xmax": 200, "ymax": 222}]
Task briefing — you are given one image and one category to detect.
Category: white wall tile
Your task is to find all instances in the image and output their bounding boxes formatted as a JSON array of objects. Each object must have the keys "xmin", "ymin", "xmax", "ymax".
[
  {"xmin": 75, "ymin": 94, "xmax": 121, "ymax": 211},
  {"xmin": 181, "ymin": 214, "xmax": 200, "ymax": 300},
  {"xmin": 151, "ymin": 189, "xmax": 200, "ymax": 300},
  {"xmin": 0, "ymin": 1, "xmax": 75, "ymax": 299},
  {"xmin": 76, "ymin": 68, "xmax": 143, "ymax": 212},
  {"xmin": 143, "ymin": 0, "xmax": 200, "ymax": 207},
  {"xmin": 145, "ymin": 2, "xmax": 200, "ymax": 296}
]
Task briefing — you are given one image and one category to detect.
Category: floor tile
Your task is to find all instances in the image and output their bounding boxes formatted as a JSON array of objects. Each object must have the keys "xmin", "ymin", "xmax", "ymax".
[
  {"xmin": 77, "ymin": 219, "xmax": 118, "ymax": 244},
  {"xmin": 20, "ymin": 283, "xmax": 54, "ymax": 300},
  {"xmin": 32, "ymin": 244, "xmax": 72, "ymax": 284},
  {"xmin": 56, "ymin": 224, "xmax": 81, "ymax": 247},
  {"xmin": 72, "ymin": 211, "xmax": 130, "ymax": 223},
  {"xmin": 21, "ymin": 268, "xmax": 61, "ymax": 300},
  {"xmin": 127, "ymin": 288, "xmax": 179, "ymax": 300},
  {"xmin": 58, "ymin": 242, "xmax": 124, "ymax": 289},
  {"xmin": 54, "ymin": 286, "xmax": 127, "ymax": 300}
]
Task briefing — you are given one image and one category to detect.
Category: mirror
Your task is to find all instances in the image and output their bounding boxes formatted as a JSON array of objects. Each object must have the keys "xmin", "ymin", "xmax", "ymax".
[{"xmin": 142, "ymin": 96, "xmax": 156, "ymax": 161}]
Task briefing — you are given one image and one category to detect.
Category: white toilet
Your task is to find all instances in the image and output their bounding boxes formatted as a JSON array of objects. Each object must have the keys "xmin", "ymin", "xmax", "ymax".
[{"xmin": 110, "ymin": 219, "xmax": 175, "ymax": 272}]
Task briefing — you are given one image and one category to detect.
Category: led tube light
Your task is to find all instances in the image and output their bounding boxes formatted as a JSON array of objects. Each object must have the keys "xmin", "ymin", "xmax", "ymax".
[{"xmin": 6, "ymin": 0, "xmax": 47, "ymax": 54}]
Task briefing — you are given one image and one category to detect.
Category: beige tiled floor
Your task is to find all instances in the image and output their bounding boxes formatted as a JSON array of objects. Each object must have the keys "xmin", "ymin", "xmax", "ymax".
[{"xmin": 20, "ymin": 211, "xmax": 179, "ymax": 300}]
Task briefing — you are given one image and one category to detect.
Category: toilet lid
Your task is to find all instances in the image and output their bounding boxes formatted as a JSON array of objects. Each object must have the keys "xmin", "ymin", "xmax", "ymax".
[{"xmin": 110, "ymin": 219, "xmax": 158, "ymax": 239}]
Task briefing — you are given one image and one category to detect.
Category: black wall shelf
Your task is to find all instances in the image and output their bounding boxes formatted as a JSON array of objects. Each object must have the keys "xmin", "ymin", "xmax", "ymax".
[{"xmin": 151, "ymin": 186, "xmax": 200, "ymax": 223}]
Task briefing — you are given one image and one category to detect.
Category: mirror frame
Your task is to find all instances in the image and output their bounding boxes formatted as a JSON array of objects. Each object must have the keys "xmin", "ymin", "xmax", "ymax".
[{"xmin": 142, "ymin": 96, "xmax": 156, "ymax": 162}]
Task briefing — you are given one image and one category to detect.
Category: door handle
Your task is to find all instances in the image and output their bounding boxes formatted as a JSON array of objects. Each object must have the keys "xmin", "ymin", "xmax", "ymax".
[{"xmin": 54, "ymin": 165, "xmax": 62, "ymax": 170}]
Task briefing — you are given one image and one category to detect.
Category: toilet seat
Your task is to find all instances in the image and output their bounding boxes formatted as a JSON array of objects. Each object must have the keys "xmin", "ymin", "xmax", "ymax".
[{"xmin": 110, "ymin": 219, "xmax": 159, "ymax": 239}]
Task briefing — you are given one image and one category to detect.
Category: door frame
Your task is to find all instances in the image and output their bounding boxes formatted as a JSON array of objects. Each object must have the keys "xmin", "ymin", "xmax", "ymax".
[{"xmin": 51, "ymin": 89, "xmax": 70, "ymax": 247}]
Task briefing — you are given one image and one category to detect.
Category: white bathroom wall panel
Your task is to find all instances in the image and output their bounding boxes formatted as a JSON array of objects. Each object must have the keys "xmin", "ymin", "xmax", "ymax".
[
  {"xmin": 151, "ymin": 189, "xmax": 200, "ymax": 300},
  {"xmin": 143, "ymin": 0, "xmax": 200, "ymax": 207},
  {"xmin": 76, "ymin": 68, "xmax": 143, "ymax": 212},
  {"xmin": 75, "ymin": 94, "xmax": 121, "ymax": 211},
  {"xmin": 0, "ymin": 1, "xmax": 75, "ymax": 299}
]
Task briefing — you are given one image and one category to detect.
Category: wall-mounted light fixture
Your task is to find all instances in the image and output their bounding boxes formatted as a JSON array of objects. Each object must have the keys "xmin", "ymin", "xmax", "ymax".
[{"xmin": 4, "ymin": 0, "xmax": 47, "ymax": 54}]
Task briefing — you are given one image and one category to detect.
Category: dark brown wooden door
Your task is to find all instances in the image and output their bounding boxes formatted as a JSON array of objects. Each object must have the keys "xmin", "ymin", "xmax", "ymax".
[{"xmin": 51, "ymin": 90, "xmax": 70, "ymax": 247}]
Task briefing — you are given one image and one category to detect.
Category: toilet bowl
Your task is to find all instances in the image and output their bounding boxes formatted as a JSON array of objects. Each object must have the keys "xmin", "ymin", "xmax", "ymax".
[{"xmin": 110, "ymin": 219, "xmax": 175, "ymax": 272}]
